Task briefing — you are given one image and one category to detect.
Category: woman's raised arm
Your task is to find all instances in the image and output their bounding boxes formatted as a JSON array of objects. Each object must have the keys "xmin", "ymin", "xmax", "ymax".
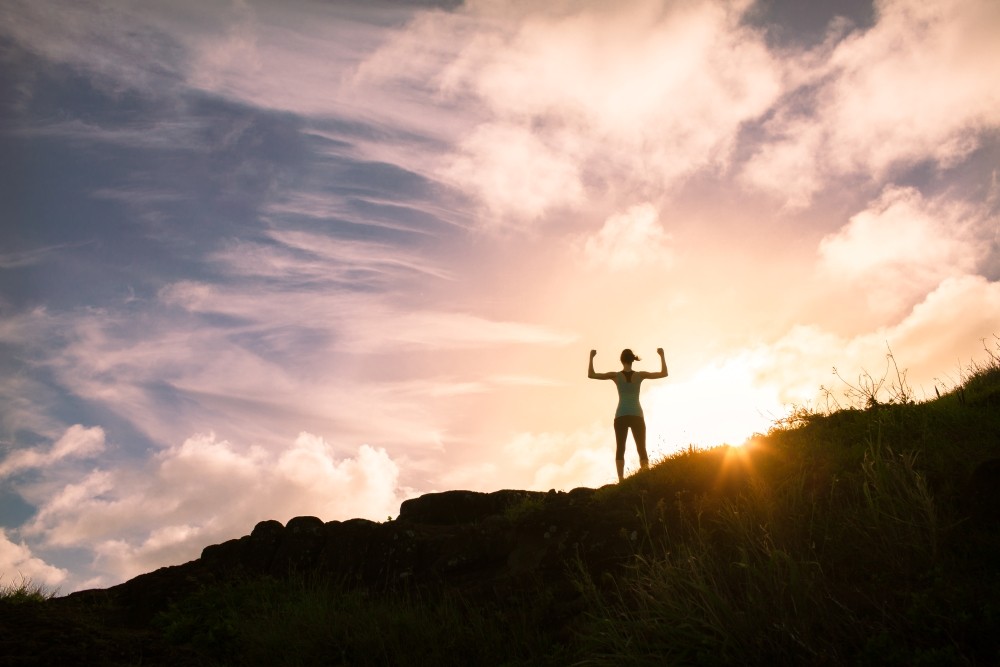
[
  {"xmin": 639, "ymin": 348, "xmax": 668, "ymax": 379},
  {"xmin": 588, "ymin": 350, "xmax": 616, "ymax": 380}
]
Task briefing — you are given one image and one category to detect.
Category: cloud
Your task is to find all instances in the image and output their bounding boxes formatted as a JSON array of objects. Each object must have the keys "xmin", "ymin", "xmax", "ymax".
[
  {"xmin": 362, "ymin": 0, "xmax": 784, "ymax": 225},
  {"xmin": 8, "ymin": 288, "xmax": 573, "ymax": 480},
  {"xmin": 743, "ymin": 0, "xmax": 1000, "ymax": 205},
  {"xmin": 21, "ymin": 431, "xmax": 405, "ymax": 586},
  {"xmin": 0, "ymin": 243, "xmax": 89, "ymax": 270},
  {"xmin": 817, "ymin": 187, "xmax": 990, "ymax": 315},
  {"xmin": 264, "ymin": 190, "xmax": 451, "ymax": 235},
  {"xmin": 750, "ymin": 275, "xmax": 1000, "ymax": 408},
  {"xmin": 441, "ymin": 424, "xmax": 618, "ymax": 492},
  {"xmin": 737, "ymin": 118, "xmax": 827, "ymax": 209},
  {"xmin": 438, "ymin": 123, "xmax": 585, "ymax": 224},
  {"xmin": 823, "ymin": 0, "xmax": 1000, "ymax": 175},
  {"xmin": 506, "ymin": 427, "xmax": 618, "ymax": 490},
  {"xmin": 205, "ymin": 232, "xmax": 454, "ymax": 291},
  {"xmin": 0, "ymin": 529, "xmax": 68, "ymax": 588},
  {"xmin": 640, "ymin": 274, "xmax": 1000, "ymax": 446},
  {"xmin": 263, "ymin": 229, "xmax": 455, "ymax": 282},
  {"xmin": 582, "ymin": 203, "xmax": 673, "ymax": 271},
  {"xmin": 0, "ymin": 425, "xmax": 106, "ymax": 478},
  {"xmin": 14, "ymin": 119, "xmax": 204, "ymax": 151},
  {"xmin": 0, "ymin": 0, "xmax": 186, "ymax": 97},
  {"xmin": 158, "ymin": 279, "xmax": 574, "ymax": 352},
  {"xmin": 182, "ymin": 2, "xmax": 406, "ymax": 119}
]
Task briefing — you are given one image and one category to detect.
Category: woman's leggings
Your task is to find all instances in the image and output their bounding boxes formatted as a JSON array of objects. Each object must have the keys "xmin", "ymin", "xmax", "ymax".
[{"xmin": 614, "ymin": 415, "xmax": 648, "ymax": 464}]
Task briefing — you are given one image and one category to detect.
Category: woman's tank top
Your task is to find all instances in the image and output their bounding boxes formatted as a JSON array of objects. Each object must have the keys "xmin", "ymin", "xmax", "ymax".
[{"xmin": 614, "ymin": 371, "xmax": 644, "ymax": 418}]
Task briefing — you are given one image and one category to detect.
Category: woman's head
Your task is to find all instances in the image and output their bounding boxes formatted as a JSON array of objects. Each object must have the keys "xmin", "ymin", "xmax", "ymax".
[{"xmin": 620, "ymin": 349, "xmax": 640, "ymax": 364}]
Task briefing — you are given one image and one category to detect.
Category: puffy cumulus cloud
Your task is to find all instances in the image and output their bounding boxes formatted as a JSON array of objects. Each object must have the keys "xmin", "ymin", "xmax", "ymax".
[
  {"xmin": 824, "ymin": 0, "xmax": 1000, "ymax": 176},
  {"xmin": 503, "ymin": 426, "xmax": 617, "ymax": 489},
  {"xmin": 817, "ymin": 187, "xmax": 990, "ymax": 316},
  {"xmin": 737, "ymin": 117, "xmax": 827, "ymax": 209},
  {"xmin": 22, "ymin": 432, "xmax": 404, "ymax": 586},
  {"xmin": 751, "ymin": 276, "xmax": 1000, "ymax": 409},
  {"xmin": 439, "ymin": 123, "xmax": 585, "ymax": 224},
  {"xmin": 0, "ymin": 529, "xmax": 68, "ymax": 588},
  {"xmin": 643, "ymin": 275, "xmax": 1000, "ymax": 445},
  {"xmin": 884, "ymin": 275, "xmax": 1000, "ymax": 384},
  {"xmin": 0, "ymin": 425, "xmax": 106, "ymax": 477},
  {"xmin": 367, "ymin": 0, "xmax": 783, "ymax": 224},
  {"xmin": 582, "ymin": 203, "xmax": 673, "ymax": 271},
  {"xmin": 439, "ymin": 425, "xmax": 618, "ymax": 492},
  {"xmin": 745, "ymin": 0, "xmax": 1000, "ymax": 204}
]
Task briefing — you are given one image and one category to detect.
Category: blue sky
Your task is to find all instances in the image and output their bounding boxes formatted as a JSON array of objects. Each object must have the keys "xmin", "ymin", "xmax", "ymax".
[{"xmin": 2, "ymin": 0, "xmax": 999, "ymax": 591}]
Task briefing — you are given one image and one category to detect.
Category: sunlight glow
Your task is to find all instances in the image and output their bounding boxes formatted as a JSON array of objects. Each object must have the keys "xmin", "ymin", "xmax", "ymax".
[{"xmin": 644, "ymin": 355, "xmax": 785, "ymax": 458}]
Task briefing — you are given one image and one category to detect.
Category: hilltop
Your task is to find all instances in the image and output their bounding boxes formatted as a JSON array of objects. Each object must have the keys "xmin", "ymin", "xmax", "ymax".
[{"xmin": 2, "ymin": 356, "xmax": 999, "ymax": 666}]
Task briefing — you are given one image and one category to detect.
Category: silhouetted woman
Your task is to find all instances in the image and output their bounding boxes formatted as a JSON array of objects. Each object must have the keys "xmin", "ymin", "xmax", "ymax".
[{"xmin": 588, "ymin": 348, "xmax": 668, "ymax": 482}]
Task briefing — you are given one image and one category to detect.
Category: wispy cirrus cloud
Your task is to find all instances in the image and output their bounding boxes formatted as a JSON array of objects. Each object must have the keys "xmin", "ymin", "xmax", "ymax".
[
  {"xmin": 1, "ymin": 266, "xmax": 573, "ymax": 472},
  {"xmin": 0, "ymin": 0, "xmax": 186, "ymax": 97},
  {"xmin": 0, "ymin": 243, "xmax": 88, "ymax": 269},
  {"xmin": 12, "ymin": 119, "xmax": 205, "ymax": 151},
  {"xmin": 158, "ymin": 278, "xmax": 573, "ymax": 351},
  {"xmin": 0, "ymin": 425, "xmax": 105, "ymax": 478},
  {"xmin": 263, "ymin": 228, "xmax": 454, "ymax": 282},
  {"xmin": 264, "ymin": 190, "xmax": 454, "ymax": 235}
]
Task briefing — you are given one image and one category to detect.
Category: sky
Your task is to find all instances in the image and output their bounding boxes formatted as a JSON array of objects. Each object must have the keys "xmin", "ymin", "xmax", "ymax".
[{"xmin": 1, "ymin": 0, "xmax": 998, "ymax": 592}]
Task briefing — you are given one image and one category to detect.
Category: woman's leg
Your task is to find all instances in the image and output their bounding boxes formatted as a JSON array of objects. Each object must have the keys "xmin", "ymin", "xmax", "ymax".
[
  {"xmin": 613, "ymin": 418, "xmax": 628, "ymax": 481},
  {"xmin": 633, "ymin": 417, "xmax": 649, "ymax": 470}
]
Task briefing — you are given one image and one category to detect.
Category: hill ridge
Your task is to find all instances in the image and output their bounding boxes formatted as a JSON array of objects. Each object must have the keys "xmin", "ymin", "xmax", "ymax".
[{"xmin": 3, "ymin": 366, "xmax": 999, "ymax": 665}]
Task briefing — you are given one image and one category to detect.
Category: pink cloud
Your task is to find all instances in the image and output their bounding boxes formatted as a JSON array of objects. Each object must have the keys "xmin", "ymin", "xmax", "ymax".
[
  {"xmin": 744, "ymin": 0, "xmax": 1000, "ymax": 205},
  {"xmin": 582, "ymin": 203, "xmax": 673, "ymax": 271},
  {"xmin": 0, "ymin": 425, "xmax": 106, "ymax": 478},
  {"xmin": 818, "ymin": 187, "xmax": 990, "ymax": 316},
  {"xmin": 0, "ymin": 529, "xmax": 67, "ymax": 588},
  {"xmin": 23, "ymin": 431, "xmax": 405, "ymax": 587}
]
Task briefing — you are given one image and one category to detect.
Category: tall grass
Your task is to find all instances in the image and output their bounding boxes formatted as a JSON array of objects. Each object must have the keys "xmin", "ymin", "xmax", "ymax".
[
  {"xmin": 577, "ymin": 440, "xmax": 969, "ymax": 666},
  {"xmin": 146, "ymin": 347, "xmax": 1000, "ymax": 666},
  {"xmin": 0, "ymin": 575, "xmax": 57, "ymax": 603},
  {"xmin": 157, "ymin": 572, "xmax": 570, "ymax": 666},
  {"xmin": 576, "ymin": 346, "xmax": 1000, "ymax": 667}
]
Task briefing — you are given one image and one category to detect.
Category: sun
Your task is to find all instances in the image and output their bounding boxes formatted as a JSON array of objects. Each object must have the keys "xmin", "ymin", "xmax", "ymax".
[{"xmin": 643, "ymin": 355, "xmax": 783, "ymax": 455}]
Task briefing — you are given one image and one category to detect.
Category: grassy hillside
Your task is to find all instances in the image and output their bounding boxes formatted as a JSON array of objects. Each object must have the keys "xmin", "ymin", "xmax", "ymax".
[
  {"xmin": 577, "ymin": 354, "xmax": 1000, "ymax": 666},
  {"xmin": 3, "ymin": 349, "xmax": 999, "ymax": 666}
]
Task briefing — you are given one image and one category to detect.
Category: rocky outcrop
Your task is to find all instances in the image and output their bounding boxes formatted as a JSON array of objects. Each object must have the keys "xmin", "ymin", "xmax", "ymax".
[{"xmin": 80, "ymin": 485, "xmax": 642, "ymax": 625}]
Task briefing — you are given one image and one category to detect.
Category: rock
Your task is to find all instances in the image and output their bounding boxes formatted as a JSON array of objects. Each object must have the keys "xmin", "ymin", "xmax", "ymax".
[
  {"xmin": 397, "ymin": 489, "xmax": 545, "ymax": 525},
  {"xmin": 251, "ymin": 519, "xmax": 284, "ymax": 539}
]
